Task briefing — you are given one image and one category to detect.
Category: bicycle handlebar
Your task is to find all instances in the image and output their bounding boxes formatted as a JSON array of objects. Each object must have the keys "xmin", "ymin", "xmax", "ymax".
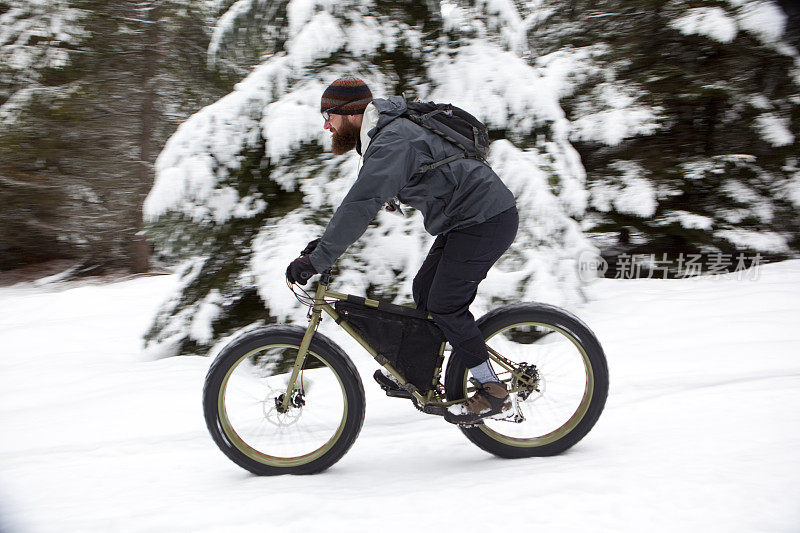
[{"xmin": 290, "ymin": 267, "xmax": 333, "ymax": 287}]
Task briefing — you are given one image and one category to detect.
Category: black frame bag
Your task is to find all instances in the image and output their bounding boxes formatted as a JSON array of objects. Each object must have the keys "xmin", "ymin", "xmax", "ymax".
[{"xmin": 334, "ymin": 299, "xmax": 446, "ymax": 393}]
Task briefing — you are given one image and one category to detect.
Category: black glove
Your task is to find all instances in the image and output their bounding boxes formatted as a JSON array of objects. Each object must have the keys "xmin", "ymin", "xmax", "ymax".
[
  {"xmin": 301, "ymin": 238, "xmax": 320, "ymax": 256},
  {"xmin": 286, "ymin": 255, "xmax": 317, "ymax": 285}
]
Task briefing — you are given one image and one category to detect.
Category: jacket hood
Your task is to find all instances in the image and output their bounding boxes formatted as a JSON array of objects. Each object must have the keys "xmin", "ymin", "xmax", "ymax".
[
  {"xmin": 358, "ymin": 96, "xmax": 406, "ymax": 155},
  {"xmin": 368, "ymin": 96, "xmax": 407, "ymax": 136}
]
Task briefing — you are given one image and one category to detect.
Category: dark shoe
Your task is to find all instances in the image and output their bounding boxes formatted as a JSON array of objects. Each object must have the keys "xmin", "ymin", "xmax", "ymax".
[
  {"xmin": 373, "ymin": 369, "xmax": 412, "ymax": 399},
  {"xmin": 444, "ymin": 380, "xmax": 511, "ymax": 425}
]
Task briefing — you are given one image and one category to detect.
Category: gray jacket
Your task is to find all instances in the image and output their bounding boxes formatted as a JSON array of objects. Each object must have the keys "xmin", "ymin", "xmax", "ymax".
[{"xmin": 308, "ymin": 96, "xmax": 517, "ymax": 273}]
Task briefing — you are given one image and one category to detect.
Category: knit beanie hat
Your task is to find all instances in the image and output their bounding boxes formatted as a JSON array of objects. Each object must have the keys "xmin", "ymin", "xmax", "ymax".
[{"xmin": 320, "ymin": 76, "xmax": 373, "ymax": 115}]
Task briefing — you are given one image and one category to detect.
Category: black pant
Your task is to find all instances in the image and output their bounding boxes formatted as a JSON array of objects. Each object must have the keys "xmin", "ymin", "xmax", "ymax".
[{"xmin": 412, "ymin": 206, "xmax": 519, "ymax": 368}]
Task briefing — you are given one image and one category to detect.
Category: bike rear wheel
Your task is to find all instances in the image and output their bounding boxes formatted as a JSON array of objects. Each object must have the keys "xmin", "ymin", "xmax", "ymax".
[
  {"xmin": 444, "ymin": 303, "xmax": 608, "ymax": 458},
  {"xmin": 203, "ymin": 325, "xmax": 365, "ymax": 475}
]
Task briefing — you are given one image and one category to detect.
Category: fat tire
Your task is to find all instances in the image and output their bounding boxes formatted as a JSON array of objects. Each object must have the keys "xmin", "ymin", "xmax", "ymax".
[
  {"xmin": 444, "ymin": 303, "xmax": 608, "ymax": 458},
  {"xmin": 203, "ymin": 325, "xmax": 365, "ymax": 475}
]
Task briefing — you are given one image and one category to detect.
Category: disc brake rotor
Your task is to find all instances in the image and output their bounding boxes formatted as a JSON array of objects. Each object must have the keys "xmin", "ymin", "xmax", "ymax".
[{"xmin": 262, "ymin": 388, "xmax": 304, "ymax": 427}]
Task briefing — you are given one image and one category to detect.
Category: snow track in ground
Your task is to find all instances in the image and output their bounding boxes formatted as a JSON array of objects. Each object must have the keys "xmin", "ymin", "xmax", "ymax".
[{"xmin": 1, "ymin": 262, "xmax": 799, "ymax": 532}]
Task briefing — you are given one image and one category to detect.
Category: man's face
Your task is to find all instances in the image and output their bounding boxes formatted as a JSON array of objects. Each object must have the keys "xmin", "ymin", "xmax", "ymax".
[{"xmin": 324, "ymin": 114, "xmax": 360, "ymax": 155}]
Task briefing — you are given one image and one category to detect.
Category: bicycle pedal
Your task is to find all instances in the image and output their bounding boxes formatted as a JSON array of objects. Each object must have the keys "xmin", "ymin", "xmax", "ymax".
[
  {"xmin": 373, "ymin": 370, "xmax": 413, "ymax": 398},
  {"xmin": 488, "ymin": 410, "xmax": 524, "ymax": 423},
  {"xmin": 457, "ymin": 420, "xmax": 485, "ymax": 428},
  {"xmin": 385, "ymin": 388, "xmax": 413, "ymax": 399},
  {"xmin": 454, "ymin": 409, "xmax": 521, "ymax": 427}
]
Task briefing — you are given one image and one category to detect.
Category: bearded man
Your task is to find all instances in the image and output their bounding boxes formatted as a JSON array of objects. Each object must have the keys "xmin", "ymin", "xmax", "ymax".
[{"xmin": 285, "ymin": 76, "xmax": 519, "ymax": 425}]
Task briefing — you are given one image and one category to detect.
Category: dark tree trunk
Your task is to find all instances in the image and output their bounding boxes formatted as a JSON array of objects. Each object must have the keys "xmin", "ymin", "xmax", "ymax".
[{"xmin": 132, "ymin": 0, "xmax": 160, "ymax": 273}]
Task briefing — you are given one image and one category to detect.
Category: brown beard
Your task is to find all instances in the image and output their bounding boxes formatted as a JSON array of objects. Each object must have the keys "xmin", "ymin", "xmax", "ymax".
[{"xmin": 331, "ymin": 118, "xmax": 360, "ymax": 155}]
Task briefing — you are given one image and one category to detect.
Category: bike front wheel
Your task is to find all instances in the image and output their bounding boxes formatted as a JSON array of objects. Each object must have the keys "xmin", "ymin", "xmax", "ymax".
[
  {"xmin": 203, "ymin": 325, "xmax": 365, "ymax": 475},
  {"xmin": 445, "ymin": 303, "xmax": 609, "ymax": 458}
]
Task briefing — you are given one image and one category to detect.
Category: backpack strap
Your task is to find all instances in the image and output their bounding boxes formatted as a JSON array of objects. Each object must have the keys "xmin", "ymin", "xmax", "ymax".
[{"xmin": 415, "ymin": 152, "xmax": 468, "ymax": 175}]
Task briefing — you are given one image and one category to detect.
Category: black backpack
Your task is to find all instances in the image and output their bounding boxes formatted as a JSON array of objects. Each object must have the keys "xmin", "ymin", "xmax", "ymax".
[
  {"xmin": 383, "ymin": 101, "xmax": 492, "ymax": 216},
  {"xmin": 402, "ymin": 101, "xmax": 490, "ymax": 175}
]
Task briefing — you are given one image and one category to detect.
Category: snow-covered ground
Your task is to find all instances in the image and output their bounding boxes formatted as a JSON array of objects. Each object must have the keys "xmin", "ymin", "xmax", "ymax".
[{"xmin": 1, "ymin": 261, "xmax": 799, "ymax": 532}]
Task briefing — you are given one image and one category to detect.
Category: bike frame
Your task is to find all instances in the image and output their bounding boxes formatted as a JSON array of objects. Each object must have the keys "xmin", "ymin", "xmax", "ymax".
[{"xmin": 280, "ymin": 271, "xmax": 535, "ymax": 412}]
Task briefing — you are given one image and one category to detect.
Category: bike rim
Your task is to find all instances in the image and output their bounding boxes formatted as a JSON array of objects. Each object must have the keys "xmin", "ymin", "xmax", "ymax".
[
  {"xmin": 217, "ymin": 344, "xmax": 349, "ymax": 467},
  {"xmin": 468, "ymin": 321, "xmax": 594, "ymax": 447}
]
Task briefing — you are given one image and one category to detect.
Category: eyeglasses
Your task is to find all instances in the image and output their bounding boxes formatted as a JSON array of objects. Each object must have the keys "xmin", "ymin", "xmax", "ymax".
[
  {"xmin": 321, "ymin": 104, "xmax": 343, "ymax": 121},
  {"xmin": 321, "ymin": 97, "xmax": 372, "ymax": 121}
]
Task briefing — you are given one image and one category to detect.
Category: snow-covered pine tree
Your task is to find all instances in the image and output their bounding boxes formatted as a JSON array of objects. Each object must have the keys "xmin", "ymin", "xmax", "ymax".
[
  {"xmin": 0, "ymin": 0, "xmax": 89, "ymax": 267},
  {"xmin": 205, "ymin": 0, "xmax": 295, "ymax": 78},
  {"xmin": 143, "ymin": 0, "xmax": 597, "ymax": 357},
  {"xmin": 528, "ymin": 0, "xmax": 800, "ymax": 267},
  {"xmin": 0, "ymin": 0, "xmax": 231, "ymax": 271}
]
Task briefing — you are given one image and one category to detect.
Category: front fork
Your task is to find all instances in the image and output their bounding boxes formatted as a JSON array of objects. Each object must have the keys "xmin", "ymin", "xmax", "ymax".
[{"xmin": 279, "ymin": 273, "xmax": 330, "ymax": 412}]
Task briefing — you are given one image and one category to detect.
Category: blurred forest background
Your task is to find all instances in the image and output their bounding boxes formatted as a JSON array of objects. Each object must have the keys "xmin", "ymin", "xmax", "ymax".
[{"xmin": 1, "ymin": 0, "xmax": 798, "ymax": 356}]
